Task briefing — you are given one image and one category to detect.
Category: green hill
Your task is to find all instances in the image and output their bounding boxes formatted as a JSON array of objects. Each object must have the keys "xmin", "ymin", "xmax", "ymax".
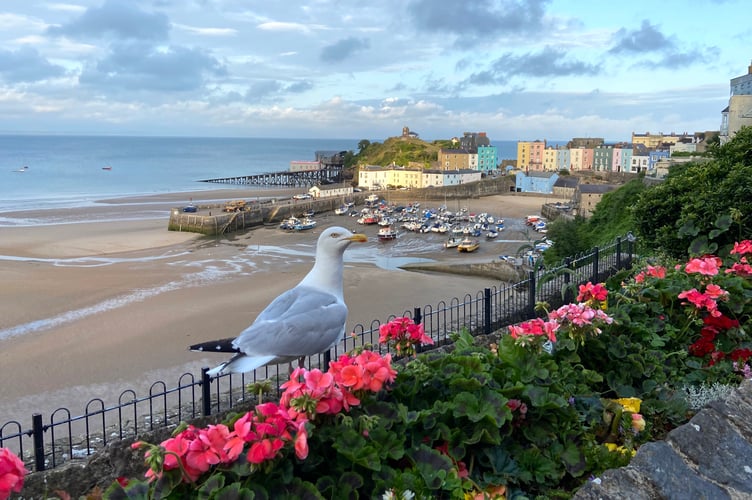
[{"xmin": 351, "ymin": 136, "xmax": 454, "ymax": 169}]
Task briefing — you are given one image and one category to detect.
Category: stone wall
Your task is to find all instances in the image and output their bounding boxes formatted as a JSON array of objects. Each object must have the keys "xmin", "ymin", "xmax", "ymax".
[{"xmin": 575, "ymin": 379, "xmax": 752, "ymax": 499}]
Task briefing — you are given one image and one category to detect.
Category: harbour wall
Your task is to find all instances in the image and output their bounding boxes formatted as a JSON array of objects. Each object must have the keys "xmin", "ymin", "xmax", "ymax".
[{"xmin": 166, "ymin": 177, "xmax": 524, "ymax": 236}]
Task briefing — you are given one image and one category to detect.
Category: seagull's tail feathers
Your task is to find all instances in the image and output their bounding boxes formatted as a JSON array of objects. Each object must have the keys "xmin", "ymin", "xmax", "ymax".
[
  {"xmin": 206, "ymin": 353, "xmax": 277, "ymax": 378},
  {"xmin": 189, "ymin": 337, "xmax": 239, "ymax": 353}
]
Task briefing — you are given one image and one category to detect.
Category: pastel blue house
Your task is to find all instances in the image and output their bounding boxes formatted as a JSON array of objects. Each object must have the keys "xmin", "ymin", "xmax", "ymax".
[
  {"xmin": 648, "ymin": 150, "xmax": 670, "ymax": 171},
  {"xmin": 515, "ymin": 171, "xmax": 559, "ymax": 194}
]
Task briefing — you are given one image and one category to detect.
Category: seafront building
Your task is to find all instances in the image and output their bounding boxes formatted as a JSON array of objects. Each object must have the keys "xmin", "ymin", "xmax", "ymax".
[
  {"xmin": 357, "ymin": 165, "xmax": 481, "ymax": 191},
  {"xmin": 720, "ymin": 60, "xmax": 752, "ymax": 144}
]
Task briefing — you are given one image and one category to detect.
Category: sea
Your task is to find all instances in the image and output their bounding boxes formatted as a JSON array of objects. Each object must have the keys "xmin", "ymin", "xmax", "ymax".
[
  {"xmin": 0, "ymin": 135, "xmax": 363, "ymax": 224},
  {"xmin": 0, "ymin": 135, "xmax": 524, "ymax": 227}
]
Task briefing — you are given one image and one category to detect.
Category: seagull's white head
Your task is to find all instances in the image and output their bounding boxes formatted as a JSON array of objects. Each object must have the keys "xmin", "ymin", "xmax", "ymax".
[
  {"xmin": 300, "ymin": 226, "xmax": 367, "ymax": 293},
  {"xmin": 316, "ymin": 226, "xmax": 368, "ymax": 256}
]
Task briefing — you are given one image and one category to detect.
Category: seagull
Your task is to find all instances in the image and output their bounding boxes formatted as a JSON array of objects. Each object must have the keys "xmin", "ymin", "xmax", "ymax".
[{"xmin": 190, "ymin": 226, "xmax": 367, "ymax": 377}]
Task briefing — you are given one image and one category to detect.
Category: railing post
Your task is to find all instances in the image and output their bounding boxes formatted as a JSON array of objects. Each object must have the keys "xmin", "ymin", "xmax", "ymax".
[
  {"xmin": 626, "ymin": 232, "xmax": 636, "ymax": 269},
  {"xmin": 527, "ymin": 271, "xmax": 536, "ymax": 319},
  {"xmin": 413, "ymin": 306, "xmax": 422, "ymax": 325},
  {"xmin": 616, "ymin": 237, "xmax": 622, "ymax": 270},
  {"xmin": 323, "ymin": 351, "xmax": 331, "ymax": 369},
  {"xmin": 563, "ymin": 257, "xmax": 573, "ymax": 304},
  {"xmin": 484, "ymin": 288, "xmax": 492, "ymax": 335},
  {"xmin": 201, "ymin": 368, "xmax": 212, "ymax": 417},
  {"xmin": 32, "ymin": 413, "xmax": 45, "ymax": 472},
  {"xmin": 592, "ymin": 247, "xmax": 600, "ymax": 283}
]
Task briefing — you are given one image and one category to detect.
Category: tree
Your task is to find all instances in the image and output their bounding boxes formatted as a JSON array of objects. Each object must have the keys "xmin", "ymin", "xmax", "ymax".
[{"xmin": 357, "ymin": 139, "xmax": 371, "ymax": 152}]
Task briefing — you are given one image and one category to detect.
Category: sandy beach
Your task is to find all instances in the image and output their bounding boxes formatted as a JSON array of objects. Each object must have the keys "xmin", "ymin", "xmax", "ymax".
[{"xmin": 0, "ymin": 189, "xmax": 551, "ymax": 425}]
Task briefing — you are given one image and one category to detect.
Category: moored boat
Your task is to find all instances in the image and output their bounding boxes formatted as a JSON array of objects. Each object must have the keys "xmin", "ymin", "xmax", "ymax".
[
  {"xmin": 457, "ymin": 237, "xmax": 480, "ymax": 253},
  {"xmin": 293, "ymin": 217, "xmax": 316, "ymax": 231},
  {"xmin": 378, "ymin": 226, "xmax": 397, "ymax": 241},
  {"xmin": 444, "ymin": 236, "xmax": 460, "ymax": 249}
]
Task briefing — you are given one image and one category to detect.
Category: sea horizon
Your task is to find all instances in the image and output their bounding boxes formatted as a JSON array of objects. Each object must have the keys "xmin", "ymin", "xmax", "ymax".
[{"xmin": 0, "ymin": 134, "xmax": 531, "ymax": 227}]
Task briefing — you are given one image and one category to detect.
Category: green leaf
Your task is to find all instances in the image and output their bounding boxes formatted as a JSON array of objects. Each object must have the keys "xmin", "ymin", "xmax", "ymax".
[
  {"xmin": 407, "ymin": 444, "xmax": 455, "ymax": 490},
  {"xmin": 452, "ymin": 391, "xmax": 511, "ymax": 425},
  {"xmin": 197, "ymin": 474, "xmax": 225, "ymax": 498},
  {"xmin": 561, "ymin": 441, "xmax": 587, "ymax": 477},
  {"xmin": 215, "ymin": 482, "xmax": 254, "ymax": 500}
]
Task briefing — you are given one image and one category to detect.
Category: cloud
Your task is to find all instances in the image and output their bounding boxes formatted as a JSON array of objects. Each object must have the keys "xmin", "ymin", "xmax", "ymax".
[
  {"xmin": 0, "ymin": 47, "xmax": 66, "ymax": 83},
  {"xmin": 407, "ymin": 0, "xmax": 551, "ymax": 46},
  {"xmin": 464, "ymin": 46, "xmax": 600, "ymax": 87},
  {"xmin": 608, "ymin": 20, "xmax": 719, "ymax": 70},
  {"xmin": 242, "ymin": 79, "xmax": 314, "ymax": 103},
  {"xmin": 46, "ymin": 0, "xmax": 170, "ymax": 41},
  {"xmin": 320, "ymin": 37, "xmax": 370, "ymax": 63},
  {"xmin": 173, "ymin": 23, "xmax": 238, "ymax": 37},
  {"xmin": 78, "ymin": 41, "xmax": 226, "ymax": 93},
  {"xmin": 609, "ymin": 20, "xmax": 673, "ymax": 54},
  {"xmin": 257, "ymin": 21, "xmax": 325, "ymax": 33}
]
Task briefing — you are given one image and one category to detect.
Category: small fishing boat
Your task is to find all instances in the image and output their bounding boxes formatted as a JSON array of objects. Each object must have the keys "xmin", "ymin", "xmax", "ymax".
[
  {"xmin": 279, "ymin": 216, "xmax": 301, "ymax": 231},
  {"xmin": 444, "ymin": 236, "xmax": 460, "ymax": 249},
  {"xmin": 13, "ymin": 166, "xmax": 29, "ymax": 172},
  {"xmin": 457, "ymin": 237, "xmax": 480, "ymax": 253},
  {"xmin": 102, "ymin": 165, "xmax": 112, "ymax": 171},
  {"xmin": 486, "ymin": 230, "xmax": 499, "ymax": 239},
  {"xmin": 293, "ymin": 217, "xmax": 317, "ymax": 231},
  {"xmin": 334, "ymin": 205, "xmax": 350, "ymax": 215},
  {"xmin": 378, "ymin": 226, "xmax": 397, "ymax": 241}
]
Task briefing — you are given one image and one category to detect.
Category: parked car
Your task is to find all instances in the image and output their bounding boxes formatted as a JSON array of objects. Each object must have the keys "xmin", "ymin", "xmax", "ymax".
[
  {"xmin": 292, "ymin": 193, "xmax": 312, "ymax": 200},
  {"xmin": 182, "ymin": 205, "xmax": 198, "ymax": 213}
]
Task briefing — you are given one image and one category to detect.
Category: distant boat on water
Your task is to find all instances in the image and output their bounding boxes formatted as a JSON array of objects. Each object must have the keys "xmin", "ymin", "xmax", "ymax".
[
  {"xmin": 102, "ymin": 166, "xmax": 112, "ymax": 171},
  {"xmin": 13, "ymin": 166, "xmax": 29, "ymax": 172}
]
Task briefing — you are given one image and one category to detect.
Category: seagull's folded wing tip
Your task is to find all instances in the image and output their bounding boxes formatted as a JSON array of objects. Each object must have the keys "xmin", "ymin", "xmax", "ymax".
[{"xmin": 188, "ymin": 338, "xmax": 240, "ymax": 353}]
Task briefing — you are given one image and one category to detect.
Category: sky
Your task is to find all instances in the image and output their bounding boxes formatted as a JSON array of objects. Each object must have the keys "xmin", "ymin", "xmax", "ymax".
[{"xmin": 0, "ymin": 0, "xmax": 749, "ymax": 142}]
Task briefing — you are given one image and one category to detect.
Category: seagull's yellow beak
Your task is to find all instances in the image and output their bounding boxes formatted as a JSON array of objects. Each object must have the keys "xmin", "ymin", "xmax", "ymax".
[{"xmin": 348, "ymin": 233, "xmax": 368, "ymax": 243}]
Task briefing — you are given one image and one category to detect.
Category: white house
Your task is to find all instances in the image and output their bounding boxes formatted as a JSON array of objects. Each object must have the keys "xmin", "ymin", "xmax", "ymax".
[{"xmin": 308, "ymin": 184, "xmax": 353, "ymax": 199}]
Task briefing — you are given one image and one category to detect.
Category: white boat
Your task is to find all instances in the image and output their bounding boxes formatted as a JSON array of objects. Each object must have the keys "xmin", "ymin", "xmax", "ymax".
[
  {"xmin": 444, "ymin": 237, "xmax": 460, "ymax": 249},
  {"xmin": 378, "ymin": 226, "xmax": 397, "ymax": 241},
  {"xmin": 486, "ymin": 230, "xmax": 499, "ymax": 239},
  {"xmin": 334, "ymin": 205, "xmax": 350, "ymax": 215},
  {"xmin": 13, "ymin": 166, "xmax": 28, "ymax": 172},
  {"xmin": 279, "ymin": 216, "xmax": 301, "ymax": 230}
]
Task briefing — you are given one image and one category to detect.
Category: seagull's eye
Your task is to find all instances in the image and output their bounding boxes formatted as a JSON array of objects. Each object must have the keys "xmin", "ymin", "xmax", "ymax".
[{"xmin": 330, "ymin": 232, "xmax": 340, "ymax": 238}]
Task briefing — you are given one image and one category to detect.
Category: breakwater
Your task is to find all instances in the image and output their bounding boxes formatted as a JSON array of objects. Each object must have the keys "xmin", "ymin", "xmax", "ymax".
[
  {"xmin": 167, "ymin": 177, "xmax": 520, "ymax": 236},
  {"xmin": 167, "ymin": 196, "xmax": 362, "ymax": 235}
]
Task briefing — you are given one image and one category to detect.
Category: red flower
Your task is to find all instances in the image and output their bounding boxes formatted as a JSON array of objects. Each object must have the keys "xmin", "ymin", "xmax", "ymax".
[
  {"xmin": 689, "ymin": 338, "xmax": 715, "ymax": 357},
  {"xmin": 730, "ymin": 348, "xmax": 752, "ymax": 362}
]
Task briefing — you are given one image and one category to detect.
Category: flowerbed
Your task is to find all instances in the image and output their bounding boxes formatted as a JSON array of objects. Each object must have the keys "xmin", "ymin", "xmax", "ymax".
[{"xmin": 3, "ymin": 239, "xmax": 750, "ymax": 499}]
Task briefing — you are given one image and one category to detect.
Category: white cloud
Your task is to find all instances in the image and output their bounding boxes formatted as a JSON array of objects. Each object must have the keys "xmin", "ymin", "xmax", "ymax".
[{"xmin": 0, "ymin": 0, "xmax": 744, "ymax": 140}]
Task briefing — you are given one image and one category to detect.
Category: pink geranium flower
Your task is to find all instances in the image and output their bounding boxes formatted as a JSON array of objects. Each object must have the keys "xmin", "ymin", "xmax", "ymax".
[
  {"xmin": 0, "ymin": 447, "xmax": 28, "ymax": 500},
  {"xmin": 378, "ymin": 317, "xmax": 433, "ymax": 356},
  {"xmin": 730, "ymin": 240, "xmax": 752, "ymax": 256},
  {"xmin": 684, "ymin": 256, "xmax": 722, "ymax": 276}
]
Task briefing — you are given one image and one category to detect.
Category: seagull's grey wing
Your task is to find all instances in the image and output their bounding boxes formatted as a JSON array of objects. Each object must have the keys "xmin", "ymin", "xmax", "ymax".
[{"xmin": 232, "ymin": 285, "xmax": 348, "ymax": 357}]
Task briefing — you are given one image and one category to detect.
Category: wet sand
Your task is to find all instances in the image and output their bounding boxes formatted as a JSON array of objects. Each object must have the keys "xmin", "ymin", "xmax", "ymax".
[{"xmin": 0, "ymin": 189, "xmax": 551, "ymax": 425}]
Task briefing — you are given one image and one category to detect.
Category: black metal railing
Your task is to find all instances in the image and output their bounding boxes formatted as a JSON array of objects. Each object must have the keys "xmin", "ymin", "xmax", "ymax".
[{"xmin": 0, "ymin": 234, "xmax": 636, "ymax": 472}]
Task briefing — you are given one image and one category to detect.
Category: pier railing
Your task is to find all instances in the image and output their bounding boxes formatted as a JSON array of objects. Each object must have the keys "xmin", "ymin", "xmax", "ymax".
[{"xmin": 1, "ymin": 235, "xmax": 637, "ymax": 473}]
